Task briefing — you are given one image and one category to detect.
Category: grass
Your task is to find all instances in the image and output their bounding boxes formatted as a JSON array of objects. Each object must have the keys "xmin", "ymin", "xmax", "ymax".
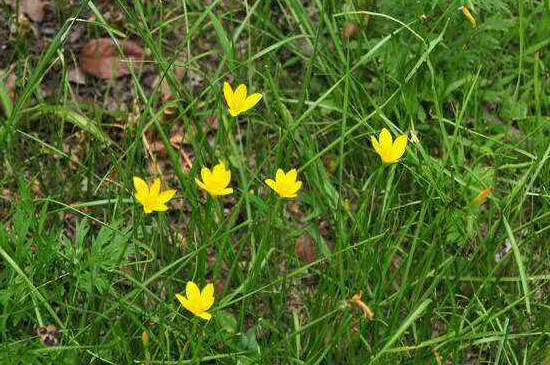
[{"xmin": 0, "ymin": 0, "xmax": 549, "ymax": 363}]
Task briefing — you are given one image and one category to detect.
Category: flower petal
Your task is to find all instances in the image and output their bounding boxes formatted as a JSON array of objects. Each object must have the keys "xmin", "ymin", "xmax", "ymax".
[
  {"xmin": 379, "ymin": 128, "xmax": 393, "ymax": 150},
  {"xmin": 218, "ymin": 188, "xmax": 233, "ymax": 196},
  {"xmin": 201, "ymin": 167, "xmax": 211, "ymax": 183},
  {"xmin": 176, "ymin": 293, "xmax": 199, "ymax": 315},
  {"xmin": 186, "ymin": 281, "xmax": 201, "ymax": 299},
  {"xmin": 243, "ymin": 93, "xmax": 262, "ymax": 112},
  {"xmin": 275, "ymin": 169, "xmax": 285, "ymax": 182},
  {"xmin": 201, "ymin": 283, "xmax": 214, "ymax": 299},
  {"xmin": 150, "ymin": 178, "xmax": 161, "ymax": 197},
  {"xmin": 291, "ymin": 180, "xmax": 303, "ymax": 195},
  {"xmin": 265, "ymin": 179, "xmax": 276, "ymax": 191},
  {"xmin": 197, "ymin": 311, "xmax": 212, "ymax": 320},
  {"xmin": 381, "ymin": 154, "xmax": 398, "ymax": 164},
  {"xmin": 195, "ymin": 178, "xmax": 207, "ymax": 191},
  {"xmin": 158, "ymin": 189, "xmax": 176, "ymax": 204},
  {"xmin": 286, "ymin": 169, "xmax": 297, "ymax": 182},
  {"xmin": 152, "ymin": 204, "xmax": 168, "ymax": 212},
  {"xmin": 134, "ymin": 194, "xmax": 146, "ymax": 207},
  {"xmin": 229, "ymin": 108, "xmax": 241, "ymax": 117},
  {"xmin": 175, "ymin": 293, "xmax": 188, "ymax": 307},
  {"xmin": 222, "ymin": 171, "xmax": 232, "ymax": 187},
  {"xmin": 370, "ymin": 136, "xmax": 381, "ymax": 155},
  {"xmin": 133, "ymin": 177, "xmax": 148, "ymax": 194},
  {"xmin": 213, "ymin": 162, "xmax": 226, "ymax": 175},
  {"xmin": 200, "ymin": 284, "xmax": 215, "ymax": 310},
  {"xmin": 391, "ymin": 135, "xmax": 408, "ymax": 161},
  {"xmin": 223, "ymin": 82, "xmax": 234, "ymax": 110},
  {"xmin": 218, "ymin": 169, "xmax": 231, "ymax": 187},
  {"xmin": 234, "ymin": 84, "xmax": 247, "ymax": 103}
]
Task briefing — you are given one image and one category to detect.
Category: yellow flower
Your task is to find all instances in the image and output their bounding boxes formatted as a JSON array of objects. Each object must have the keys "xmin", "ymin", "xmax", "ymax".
[
  {"xmin": 371, "ymin": 128, "xmax": 408, "ymax": 164},
  {"xmin": 133, "ymin": 177, "xmax": 176, "ymax": 214},
  {"xmin": 176, "ymin": 282, "xmax": 214, "ymax": 320},
  {"xmin": 195, "ymin": 162, "xmax": 233, "ymax": 197},
  {"xmin": 265, "ymin": 169, "xmax": 302, "ymax": 198},
  {"xmin": 223, "ymin": 82, "xmax": 262, "ymax": 117}
]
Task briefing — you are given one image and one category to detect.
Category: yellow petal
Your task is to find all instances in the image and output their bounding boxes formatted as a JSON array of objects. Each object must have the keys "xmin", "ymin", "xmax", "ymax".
[
  {"xmin": 234, "ymin": 84, "xmax": 247, "ymax": 103},
  {"xmin": 279, "ymin": 188, "xmax": 295, "ymax": 198},
  {"xmin": 291, "ymin": 181, "xmax": 303, "ymax": 195},
  {"xmin": 265, "ymin": 179, "xmax": 276, "ymax": 190},
  {"xmin": 201, "ymin": 167, "xmax": 212, "ymax": 183},
  {"xmin": 218, "ymin": 169, "xmax": 231, "ymax": 187},
  {"xmin": 150, "ymin": 178, "xmax": 161, "ymax": 197},
  {"xmin": 217, "ymin": 188, "xmax": 233, "ymax": 196},
  {"xmin": 186, "ymin": 281, "xmax": 201, "ymax": 299},
  {"xmin": 242, "ymin": 93, "xmax": 262, "ymax": 112},
  {"xmin": 200, "ymin": 284, "xmax": 215, "ymax": 310},
  {"xmin": 275, "ymin": 169, "xmax": 285, "ymax": 182},
  {"xmin": 213, "ymin": 162, "xmax": 226, "ymax": 174},
  {"xmin": 228, "ymin": 108, "xmax": 241, "ymax": 117},
  {"xmin": 380, "ymin": 151, "xmax": 397, "ymax": 164},
  {"xmin": 195, "ymin": 178, "xmax": 207, "ymax": 191},
  {"xmin": 197, "ymin": 311, "xmax": 212, "ymax": 320},
  {"xmin": 151, "ymin": 204, "xmax": 168, "ymax": 212},
  {"xmin": 176, "ymin": 293, "xmax": 199, "ymax": 315},
  {"xmin": 134, "ymin": 193, "xmax": 146, "ymax": 206},
  {"xmin": 133, "ymin": 177, "xmax": 148, "ymax": 194},
  {"xmin": 371, "ymin": 136, "xmax": 381, "ymax": 155},
  {"xmin": 391, "ymin": 135, "xmax": 408, "ymax": 161},
  {"xmin": 201, "ymin": 283, "xmax": 214, "ymax": 299},
  {"xmin": 158, "ymin": 189, "xmax": 176, "ymax": 204},
  {"xmin": 223, "ymin": 82, "xmax": 234, "ymax": 110},
  {"xmin": 175, "ymin": 293, "xmax": 188, "ymax": 307},
  {"xmin": 143, "ymin": 206, "xmax": 153, "ymax": 214},
  {"xmin": 379, "ymin": 128, "xmax": 393, "ymax": 150},
  {"xmin": 286, "ymin": 169, "xmax": 297, "ymax": 182}
]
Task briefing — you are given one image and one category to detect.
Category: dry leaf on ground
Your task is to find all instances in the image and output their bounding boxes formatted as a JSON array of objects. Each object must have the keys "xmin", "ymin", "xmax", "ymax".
[
  {"xmin": 80, "ymin": 38, "xmax": 144, "ymax": 79},
  {"xmin": 68, "ymin": 67, "xmax": 86, "ymax": 85},
  {"xmin": 10, "ymin": 0, "xmax": 46, "ymax": 22},
  {"xmin": 296, "ymin": 234, "xmax": 317, "ymax": 264}
]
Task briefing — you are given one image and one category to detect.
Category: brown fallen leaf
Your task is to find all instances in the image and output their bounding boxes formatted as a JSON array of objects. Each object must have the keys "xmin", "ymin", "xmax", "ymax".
[
  {"xmin": 80, "ymin": 38, "xmax": 144, "ymax": 79},
  {"xmin": 180, "ymin": 147, "xmax": 194, "ymax": 173},
  {"xmin": 206, "ymin": 116, "xmax": 219, "ymax": 131},
  {"xmin": 10, "ymin": 0, "xmax": 46, "ymax": 23},
  {"xmin": 296, "ymin": 234, "xmax": 317, "ymax": 264},
  {"xmin": 169, "ymin": 123, "xmax": 186, "ymax": 149},
  {"xmin": 68, "ymin": 66, "xmax": 86, "ymax": 85},
  {"xmin": 342, "ymin": 22, "xmax": 359, "ymax": 40}
]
